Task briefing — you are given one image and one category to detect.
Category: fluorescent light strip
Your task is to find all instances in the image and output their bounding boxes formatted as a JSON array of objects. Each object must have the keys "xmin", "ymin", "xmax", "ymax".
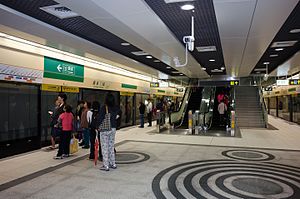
[{"xmin": 0, "ymin": 32, "xmax": 157, "ymax": 82}]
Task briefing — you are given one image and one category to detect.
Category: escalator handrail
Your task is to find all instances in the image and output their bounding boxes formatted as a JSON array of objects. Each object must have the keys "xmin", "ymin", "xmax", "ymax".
[
  {"xmin": 258, "ymin": 86, "xmax": 268, "ymax": 128},
  {"xmin": 202, "ymin": 87, "xmax": 216, "ymax": 129},
  {"xmin": 170, "ymin": 85, "xmax": 192, "ymax": 125}
]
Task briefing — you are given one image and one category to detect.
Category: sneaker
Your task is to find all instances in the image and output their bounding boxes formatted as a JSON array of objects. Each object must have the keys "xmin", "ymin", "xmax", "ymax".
[
  {"xmin": 62, "ymin": 154, "xmax": 69, "ymax": 158},
  {"xmin": 109, "ymin": 164, "xmax": 117, "ymax": 169},
  {"xmin": 54, "ymin": 156, "xmax": 63, "ymax": 159},
  {"xmin": 99, "ymin": 165, "xmax": 109, "ymax": 171}
]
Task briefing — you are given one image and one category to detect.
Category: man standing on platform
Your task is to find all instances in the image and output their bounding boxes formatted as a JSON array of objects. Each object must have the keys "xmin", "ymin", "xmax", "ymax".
[
  {"xmin": 146, "ymin": 99, "xmax": 153, "ymax": 127},
  {"xmin": 139, "ymin": 102, "xmax": 146, "ymax": 128}
]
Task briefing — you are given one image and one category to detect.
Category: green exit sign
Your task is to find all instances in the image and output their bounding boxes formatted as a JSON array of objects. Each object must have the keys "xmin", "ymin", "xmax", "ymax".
[{"xmin": 44, "ymin": 57, "xmax": 84, "ymax": 82}]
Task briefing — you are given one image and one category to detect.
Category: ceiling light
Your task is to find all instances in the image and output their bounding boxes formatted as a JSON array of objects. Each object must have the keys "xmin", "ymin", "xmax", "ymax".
[
  {"xmin": 221, "ymin": 67, "xmax": 225, "ymax": 70},
  {"xmin": 254, "ymin": 68, "xmax": 266, "ymax": 71},
  {"xmin": 164, "ymin": 0, "xmax": 195, "ymax": 3},
  {"xmin": 131, "ymin": 51, "xmax": 149, "ymax": 56},
  {"xmin": 146, "ymin": 55, "xmax": 152, "ymax": 59},
  {"xmin": 270, "ymin": 54, "xmax": 278, "ymax": 57},
  {"xmin": 180, "ymin": 74, "xmax": 184, "ymax": 75},
  {"xmin": 202, "ymin": 67, "xmax": 206, "ymax": 70},
  {"xmin": 172, "ymin": 71, "xmax": 181, "ymax": 74},
  {"xmin": 211, "ymin": 69, "xmax": 223, "ymax": 72},
  {"xmin": 181, "ymin": 4, "xmax": 194, "ymax": 10},
  {"xmin": 271, "ymin": 41, "xmax": 297, "ymax": 48},
  {"xmin": 121, "ymin": 42, "xmax": 130, "ymax": 46},
  {"xmin": 275, "ymin": 48, "xmax": 284, "ymax": 51},
  {"xmin": 256, "ymin": 71, "xmax": 261, "ymax": 74},
  {"xmin": 196, "ymin": 46, "xmax": 216, "ymax": 52},
  {"xmin": 209, "ymin": 59, "xmax": 215, "ymax": 62},
  {"xmin": 263, "ymin": 62, "xmax": 270, "ymax": 65},
  {"xmin": 289, "ymin": 29, "xmax": 300, "ymax": 33},
  {"xmin": 154, "ymin": 60, "xmax": 160, "ymax": 63},
  {"xmin": 166, "ymin": 66, "xmax": 171, "ymax": 69}
]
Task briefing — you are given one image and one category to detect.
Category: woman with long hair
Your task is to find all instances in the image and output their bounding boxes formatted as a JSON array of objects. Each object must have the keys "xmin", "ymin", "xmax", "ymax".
[{"xmin": 98, "ymin": 93, "xmax": 120, "ymax": 171}]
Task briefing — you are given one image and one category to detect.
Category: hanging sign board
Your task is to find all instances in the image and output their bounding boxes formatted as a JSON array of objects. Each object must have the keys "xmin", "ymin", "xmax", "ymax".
[
  {"xmin": 289, "ymin": 79, "xmax": 300, "ymax": 85},
  {"xmin": 229, "ymin": 80, "xmax": 239, "ymax": 86},
  {"xmin": 176, "ymin": 87, "xmax": 184, "ymax": 92},
  {"xmin": 150, "ymin": 82, "xmax": 159, "ymax": 87},
  {"xmin": 44, "ymin": 56, "xmax": 84, "ymax": 82},
  {"xmin": 276, "ymin": 79, "xmax": 289, "ymax": 86}
]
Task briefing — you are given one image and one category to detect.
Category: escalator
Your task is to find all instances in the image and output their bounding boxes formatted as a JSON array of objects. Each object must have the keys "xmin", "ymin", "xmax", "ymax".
[
  {"xmin": 210, "ymin": 86, "xmax": 231, "ymax": 131},
  {"xmin": 175, "ymin": 87, "xmax": 203, "ymax": 129}
]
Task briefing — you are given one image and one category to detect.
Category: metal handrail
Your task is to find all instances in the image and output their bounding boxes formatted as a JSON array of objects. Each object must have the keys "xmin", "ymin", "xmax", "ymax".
[
  {"xmin": 258, "ymin": 86, "xmax": 268, "ymax": 128},
  {"xmin": 170, "ymin": 86, "xmax": 192, "ymax": 125}
]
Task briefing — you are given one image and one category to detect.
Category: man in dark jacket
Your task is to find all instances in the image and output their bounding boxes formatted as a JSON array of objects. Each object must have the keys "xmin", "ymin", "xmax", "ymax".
[{"xmin": 139, "ymin": 102, "xmax": 146, "ymax": 128}]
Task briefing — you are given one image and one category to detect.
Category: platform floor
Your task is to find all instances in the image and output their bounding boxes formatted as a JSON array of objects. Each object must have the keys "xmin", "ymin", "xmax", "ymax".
[{"xmin": 0, "ymin": 115, "xmax": 300, "ymax": 199}]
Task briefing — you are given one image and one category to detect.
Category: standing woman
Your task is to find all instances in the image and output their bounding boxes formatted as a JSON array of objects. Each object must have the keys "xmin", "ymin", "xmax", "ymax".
[
  {"xmin": 98, "ymin": 93, "xmax": 120, "ymax": 171},
  {"xmin": 54, "ymin": 104, "xmax": 73, "ymax": 159}
]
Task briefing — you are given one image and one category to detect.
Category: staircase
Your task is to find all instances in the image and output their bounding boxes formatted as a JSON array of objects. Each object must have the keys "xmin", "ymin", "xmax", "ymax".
[{"xmin": 235, "ymin": 86, "xmax": 266, "ymax": 128}]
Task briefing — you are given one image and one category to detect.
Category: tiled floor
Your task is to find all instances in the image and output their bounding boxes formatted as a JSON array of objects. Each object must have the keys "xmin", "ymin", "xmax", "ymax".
[{"xmin": 0, "ymin": 115, "xmax": 300, "ymax": 198}]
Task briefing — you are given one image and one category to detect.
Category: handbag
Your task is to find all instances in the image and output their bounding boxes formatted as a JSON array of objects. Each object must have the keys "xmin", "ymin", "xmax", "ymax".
[
  {"xmin": 69, "ymin": 134, "xmax": 79, "ymax": 154},
  {"xmin": 99, "ymin": 106, "xmax": 111, "ymax": 132}
]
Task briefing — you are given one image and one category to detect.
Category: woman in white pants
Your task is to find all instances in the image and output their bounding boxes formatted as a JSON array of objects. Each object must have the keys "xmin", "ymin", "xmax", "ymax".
[{"xmin": 98, "ymin": 93, "xmax": 120, "ymax": 171}]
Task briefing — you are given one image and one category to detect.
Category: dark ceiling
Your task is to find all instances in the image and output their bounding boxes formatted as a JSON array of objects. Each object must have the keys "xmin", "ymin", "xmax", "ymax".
[
  {"xmin": 144, "ymin": 0, "xmax": 226, "ymax": 76},
  {"xmin": 0, "ymin": 0, "xmax": 185, "ymax": 77},
  {"xmin": 251, "ymin": 1, "xmax": 300, "ymax": 75}
]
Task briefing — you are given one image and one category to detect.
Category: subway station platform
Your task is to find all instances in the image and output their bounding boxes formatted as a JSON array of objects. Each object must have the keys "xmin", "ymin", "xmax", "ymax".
[{"xmin": 0, "ymin": 116, "xmax": 300, "ymax": 199}]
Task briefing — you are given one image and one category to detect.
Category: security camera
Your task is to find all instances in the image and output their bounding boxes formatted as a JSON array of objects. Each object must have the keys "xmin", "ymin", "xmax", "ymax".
[
  {"xmin": 263, "ymin": 73, "xmax": 269, "ymax": 81},
  {"xmin": 183, "ymin": 36, "xmax": 195, "ymax": 51}
]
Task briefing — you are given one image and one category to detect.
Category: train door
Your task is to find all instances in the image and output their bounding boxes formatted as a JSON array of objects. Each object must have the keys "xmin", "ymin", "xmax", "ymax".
[
  {"xmin": 0, "ymin": 82, "xmax": 40, "ymax": 158},
  {"xmin": 120, "ymin": 92, "xmax": 134, "ymax": 127}
]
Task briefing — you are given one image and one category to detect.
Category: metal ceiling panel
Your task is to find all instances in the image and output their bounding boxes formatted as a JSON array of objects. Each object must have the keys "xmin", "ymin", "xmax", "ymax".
[
  {"xmin": 0, "ymin": 0, "xmax": 186, "ymax": 77},
  {"xmin": 56, "ymin": 0, "xmax": 208, "ymax": 78},
  {"xmin": 144, "ymin": 0, "xmax": 226, "ymax": 75},
  {"xmin": 251, "ymin": 1, "xmax": 300, "ymax": 76}
]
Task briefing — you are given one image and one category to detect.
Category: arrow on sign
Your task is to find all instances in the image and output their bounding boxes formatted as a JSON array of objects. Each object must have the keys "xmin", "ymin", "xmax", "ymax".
[{"xmin": 57, "ymin": 64, "xmax": 62, "ymax": 72}]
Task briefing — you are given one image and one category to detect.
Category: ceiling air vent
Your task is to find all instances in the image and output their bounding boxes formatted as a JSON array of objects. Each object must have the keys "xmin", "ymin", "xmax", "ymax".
[
  {"xmin": 271, "ymin": 40, "xmax": 298, "ymax": 48},
  {"xmin": 164, "ymin": 0, "xmax": 194, "ymax": 3},
  {"xmin": 211, "ymin": 69, "xmax": 223, "ymax": 73},
  {"xmin": 40, "ymin": 5, "xmax": 79, "ymax": 19},
  {"xmin": 131, "ymin": 51, "xmax": 149, "ymax": 56},
  {"xmin": 196, "ymin": 46, "xmax": 216, "ymax": 52}
]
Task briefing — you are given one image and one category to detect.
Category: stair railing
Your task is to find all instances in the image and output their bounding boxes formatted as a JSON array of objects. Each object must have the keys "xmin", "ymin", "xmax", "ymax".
[{"xmin": 258, "ymin": 86, "xmax": 268, "ymax": 128}]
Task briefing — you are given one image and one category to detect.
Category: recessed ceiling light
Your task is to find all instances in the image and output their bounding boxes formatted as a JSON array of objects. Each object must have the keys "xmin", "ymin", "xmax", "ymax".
[
  {"xmin": 263, "ymin": 62, "xmax": 270, "ymax": 65},
  {"xmin": 40, "ymin": 5, "xmax": 79, "ymax": 19},
  {"xmin": 121, "ymin": 42, "xmax": 130, "ymax": 46},
  {"xmin": 131, "ymin": 51, "xmax": 149, "ymax": 56},
  {"xmin": 275, "ymin": 48, "xmax": 284, "ymax": 51},
  {"xmin": 181, "ymin": 4, "xmax": 194, "ymax": 10},
  {"xmin": 196, "ymin": 46, "xmax": 216, "ymax": 52},
  {"xmin": 201, "ymin": 67, "xmax": 206, "ymax": 70},
  {"xmin": 289, "ymin": 29, "xmax": 300, "ymax": 33},
  {"xmin": 209, "ymin": 59, "xmax": 215, "ymax": 62},
  {"xmin": 271, "ymin": 41, "xmax": 297, "ymax": 48},
  {"xmin": 164, "ymin": 0, "xmax": 195, "ymax": 3},
  {"xmin": 270, "ymin": 54, "xmax": 278, "ymax": 57},
  {"xmin": 254, "ymin": 68, "xmax": 266, "ymax": 71},
  {"xmin": 172, "ymin": 71, "xmax": 181, "ymax": 74},
  {"xmin": 180, "ymin": 74, "xmax": 184, "ymax": 75},
  {"xmin": 154, "ymin": 60, "xmax": 160, "ymax": 63},
  {"xmin": 146, "ymin": 56, "xmax": 152, "ymax": 59},
  {"xmin": 166, "ymin": 66, "xmax": 171, "ymax": 69},
  {"xmin": 221, "ymin": 67, "xmax": 225, "ymax": 70}
]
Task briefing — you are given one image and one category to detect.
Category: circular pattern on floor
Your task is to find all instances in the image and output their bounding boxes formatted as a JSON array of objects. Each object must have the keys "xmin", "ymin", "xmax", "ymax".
[
  {"xmin": 115, "ymin": 151, "xmax": 150, "ymax": 164},
  {"xmin": 222, "ymin": 150, "xmax": 275, "ymax": 161},
  {"xmin": 152, "ymin": 159, "xmax": 300, "ymax": 199}
]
